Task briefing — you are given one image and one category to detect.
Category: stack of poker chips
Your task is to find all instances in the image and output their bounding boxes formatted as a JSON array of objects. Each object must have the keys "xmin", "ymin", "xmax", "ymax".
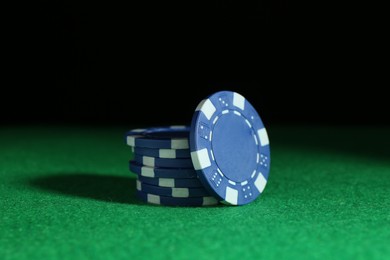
[
  {"xmin": 125, "ymin": 126, "xmax": 218, "ymax": 206},
  {"xmin": 125, "ymin": 91, "xmax": 271, "ymax": 206}
]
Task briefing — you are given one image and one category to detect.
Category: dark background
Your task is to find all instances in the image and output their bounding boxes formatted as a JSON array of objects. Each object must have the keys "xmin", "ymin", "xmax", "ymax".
[{"xmin": 4, "ymin": 1, "xmax": 388, "ymax": 126}]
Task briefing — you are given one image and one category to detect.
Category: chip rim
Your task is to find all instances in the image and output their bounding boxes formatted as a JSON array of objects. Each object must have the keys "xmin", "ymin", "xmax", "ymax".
[{"xmin": 125, "ymin": 125, "xmax": 190, "ymax": 149}]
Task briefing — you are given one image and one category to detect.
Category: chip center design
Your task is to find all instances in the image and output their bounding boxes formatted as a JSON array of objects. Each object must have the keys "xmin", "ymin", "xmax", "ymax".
[{"xmin": 212, "ymin": 112, "xmax": 258, "ymax": 183}]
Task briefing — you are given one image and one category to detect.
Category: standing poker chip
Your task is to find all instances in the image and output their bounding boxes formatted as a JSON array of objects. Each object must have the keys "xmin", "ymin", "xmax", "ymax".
[{"xmin": 189, "ymin": 91, "xmax": 271, "ymax": 205}]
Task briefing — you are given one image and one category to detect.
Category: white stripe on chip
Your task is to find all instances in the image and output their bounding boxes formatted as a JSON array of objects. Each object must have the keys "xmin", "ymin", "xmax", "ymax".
[
  {"xmin": 159, "ymin": 178, "xmax": 175, "ymax": 187},
  {"xmin": 127, "ymin": 136, "xmax": 135, "ymax": 146},
  {"xmin": 172, "ymin": 188, "xmax": 189, "ymax": 198},
  {"xmin": 171, "ymin": 139, "xmax": 189, "ymax": 149},
  {"xmin": 225, "ymin": 186, "xmax": 238, "ymax": 205},
  {"xmin": 147, "ymin": 194, "xmax": 160, "ymax": 204},
  {"xmin": 200, "ymin": 99, "xmax": 216, "ymax": 120},
  {"xmin": 159, "ymin": 149, "xmax": 175, "ymax": 158},
  {"xmin": 257, "ymin": 128, "xmax": 269, "ymax": 146},
  {"xmin": 143, "ymin": 156, "xmax": 155, "ymax": 167},
  {"xmin": 191, "ymin": 148, "xmax": 211, "ymax": 170},
  {"xmin": 233, "ymin": 92, "xmax": 245, "ymax": 110},
  {"xmin": 141, "ymin": 166, "xmax": 155, "ymax": 177},
  {"xmin": 254, "ymin": 173, "xmax": 267, "ymax": 193}
]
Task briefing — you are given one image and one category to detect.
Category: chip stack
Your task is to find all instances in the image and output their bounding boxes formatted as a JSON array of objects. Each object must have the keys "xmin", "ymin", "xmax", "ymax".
[
  {"xmin": 125, "ymin": 126, "xmax": 219, "ymax": 206},
  {"xmin": 125, "ymin": 91, "xmax": 271, "ymax": 206}
]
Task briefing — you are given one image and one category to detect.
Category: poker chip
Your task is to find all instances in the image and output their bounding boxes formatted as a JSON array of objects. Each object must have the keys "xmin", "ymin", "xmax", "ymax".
[
  {"xmin": 133, "ymin": 146, "xmax": 190, "ymax": 159},
  {"xmin": 136, "ymin": 180, "xmax": 210, "ymax": 198},
  {"xmin": 190, "ymin": 91, "xmax": 270, "ymax": 205},
  {"xmin": 137, "ymin": 175, "xmax": 203, "ymax": 188},
  {"xmin": 136, "ymin": 190, "xmax": 218, "ymax": 207},
  {"xmin": 134, "ymin": 154, "xmax": 193, "ymax": 168},
  {"xmin": 125, "ymin": 91, "xmax": 271, "ymax": 206},
  {"xmin": 129, "ymin": 161, "xmax": 197, "ymax": 178},
  {"xmin": 126, "ymin": 126, "xmax": 189, "ymax": 149}
]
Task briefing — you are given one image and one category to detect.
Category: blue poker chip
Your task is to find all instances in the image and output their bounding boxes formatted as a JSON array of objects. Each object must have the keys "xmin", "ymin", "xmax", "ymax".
[
  {"xmin": 129, "ymin": 160, "xmax": 197, "ymax": 178},
  {"xmin": 136, "ymin": 190, "xmax": 219, "ymax": 207},
  {"xmin": 189, "ymin": 91, "xmax": 271, "ymax": 205},
  {"xmin": 134, "ymin": 154, "xmax": 194, "ymax": 168},
  {"xmin": 134, "ymin": 146, "xmax": 191, "ymax": 159},
  {"xmin": 126, "ymin": 126, "xmax": 190, "ymax": 149},
  {"xmin": 136, "ymin": 180, "xmax": 210, "ymax": 197},
  {"xmin": 137, "ymin": 175, "xmax": 203, "ymax": 188}
]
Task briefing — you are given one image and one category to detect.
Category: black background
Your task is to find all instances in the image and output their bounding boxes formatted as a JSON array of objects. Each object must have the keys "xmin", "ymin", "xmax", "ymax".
[{"xmin": 4, "ymin": 1, "xmax": 388, "ymax": 126}]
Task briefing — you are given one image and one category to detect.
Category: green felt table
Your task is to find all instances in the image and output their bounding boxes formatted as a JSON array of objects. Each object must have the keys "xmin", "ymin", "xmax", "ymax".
[{"xmin": 1, "ymin": 126, "xmax": 389, "ymax": 259}]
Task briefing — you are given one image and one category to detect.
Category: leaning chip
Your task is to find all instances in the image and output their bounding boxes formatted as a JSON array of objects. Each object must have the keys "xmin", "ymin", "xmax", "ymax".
[{"xmin": 189, "ymin": 91, "xmax": 270, "ymax": 205}]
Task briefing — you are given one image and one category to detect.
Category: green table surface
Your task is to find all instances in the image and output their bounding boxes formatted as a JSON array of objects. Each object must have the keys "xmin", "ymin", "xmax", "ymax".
[{"xmin": 1, "ymin": 125, "xmax": 389, "ymax": 259}]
